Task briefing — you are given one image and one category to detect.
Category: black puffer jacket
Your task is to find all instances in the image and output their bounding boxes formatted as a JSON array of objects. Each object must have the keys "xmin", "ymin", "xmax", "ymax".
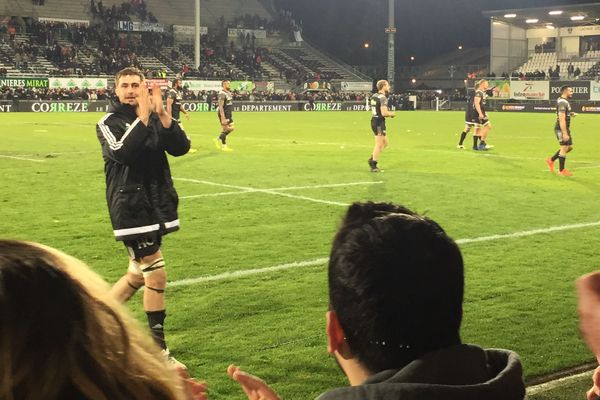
[{"xmin": 96, "ymin": 100, "xmax": 190, "ymax": 241}]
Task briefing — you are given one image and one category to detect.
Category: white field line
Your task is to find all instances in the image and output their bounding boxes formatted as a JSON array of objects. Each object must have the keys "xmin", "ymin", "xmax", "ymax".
[
  {"xmin": 540, "ymin": 164, "xmax": 600, "ymax": 172},
  {"xmin": 169, "ymin": 220, "xmax": 600, "ymax": 287},
  {"xmin": 526, "ymin": 370, "xmax": 592, "ymax": 395},
  {"xmin": 455, "ymin": 221, "xmax": 600, "ymax": 245},
  {"xmin": 424, "ymin": 148, "xmax": 597, "ymax": 164},
  {"xmin": 179, "ymin": 181, "xmax": 384, "ymax": 200},
  {"xmin": 170, "ymin": 257, "xmax": 329, "ymax": 287},
  {"xmin": 186, "ymin": 133, "xmax": 371, "ymax": 148},
  {"xmin": 574, "ymin": 165, "xmax": 600, "ymax": 170},
  {"xmin": 0, "ymin": 154, "xmax": 45, "ymax": 162},
  {"xmin": 175, "ymin": 178, "xmax": 364, "ymax": 206}
]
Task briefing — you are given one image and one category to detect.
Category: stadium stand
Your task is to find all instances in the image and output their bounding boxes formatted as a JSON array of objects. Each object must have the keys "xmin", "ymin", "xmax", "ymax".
[
  {"xmin": 0, "ymin": 0, "xmax": 369, "ymax": 87},
  {"xmin": 142, "ymin": 0, "xmax": 271, "ymax": 28},
  {"xmin": 395, "ymin": 47, "xmax": 489, "ymax": 84},
  {"xmin": 0, "ymin": 0, "xmax": 88, "ymax": 21},
  {"xmin": 516, "ymin": 52, "xmax": 597, "ymax": 80}
]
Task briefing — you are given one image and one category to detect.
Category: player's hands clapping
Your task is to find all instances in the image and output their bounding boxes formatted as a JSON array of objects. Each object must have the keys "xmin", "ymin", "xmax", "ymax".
[
  {"xmin": 150, "ymin": 83, "xmax": 167, "ymax": 116},
  {"xmin": 136, "ymin": 82, "xmax": 152, "ymax": 122}
]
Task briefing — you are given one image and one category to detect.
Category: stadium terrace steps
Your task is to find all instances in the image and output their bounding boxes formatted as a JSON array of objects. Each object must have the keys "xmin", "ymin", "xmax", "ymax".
[
  {"xmin": 2, "ymin": 0, "xmax": 88, "ymax": 20},
  {"xmin": 398, "ymin": 48, "xmax": 489, "ymax": 80},
  {"xmin": 142, "ymin": 0, "xmax": 271, "ymax": 28},
  {"xmin": 300, "ymin": 42, "xmax": 370, "ymax": 81},
  {"xmin": 1, "ymin": 33, "xmax": 55, "ymax": 75},
  {"xmin": 517, "ymin": 52, "xmax": 597, "ymax": 79},
  {"xmin": 137, "ymin": 55, "xmax": 174, "ymax": 75}
]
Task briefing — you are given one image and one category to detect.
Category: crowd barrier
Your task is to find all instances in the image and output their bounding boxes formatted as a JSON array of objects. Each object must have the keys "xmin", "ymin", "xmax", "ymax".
[{"xmin": 0, "ymin": 101, "xmax": 370, "ymax": 113}]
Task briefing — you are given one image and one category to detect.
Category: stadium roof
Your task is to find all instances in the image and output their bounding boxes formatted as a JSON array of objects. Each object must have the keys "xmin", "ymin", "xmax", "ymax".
[{"xmin": 483, "ymin": 3, "xmax": 600, "ymax": 29}]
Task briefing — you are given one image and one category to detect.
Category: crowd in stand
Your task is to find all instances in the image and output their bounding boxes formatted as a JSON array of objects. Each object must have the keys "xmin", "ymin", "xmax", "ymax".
[
  {"xmin": 0, "ymin": 87, "xmax": 468, "ymax": 106},
  {"xmin": 0, "ymin": 0, "xmax": 172, "ymax": 76},
  {"xmin": 0, "ymin": 86, "xmax": 109, "ymax": 100},
  {"xmin": 0, "ymin": 0, "xmax": 335, "ymax": 85},
  {"xmin": 90, "ymin": 0, "xmax": 158, "ymax": 24},
  {"xmin": 534, "ymin": 40, "xmax": 556, "ymax": 54}
]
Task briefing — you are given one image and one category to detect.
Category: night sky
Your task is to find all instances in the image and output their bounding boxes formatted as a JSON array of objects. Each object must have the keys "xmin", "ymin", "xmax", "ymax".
[{"xmin": 276, "ymin": 0, "xmax": 596, "ymax": 65}]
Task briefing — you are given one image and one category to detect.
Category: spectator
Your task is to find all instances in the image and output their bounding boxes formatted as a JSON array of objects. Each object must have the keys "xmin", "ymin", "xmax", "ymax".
[
  {"xmin": 568, "ymin": 63, "xmax": 574, "ymax": 78},
  {"xmin": 229, "ymin": 203, "xmax": 526, "ymax": 400},
  {"xmin": 0, "ymin": 240, "xmax": 207, "ymax": 400},
  {"xmin": 577, "ymin": 272, "xmax": 600, "ymax": 400}
]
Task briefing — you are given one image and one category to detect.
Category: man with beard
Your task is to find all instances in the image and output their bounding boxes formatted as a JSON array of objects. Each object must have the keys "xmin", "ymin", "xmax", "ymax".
[
  {"xmin": 546, "ymin": 86, "xmax": 576, "ymax": 176},
  {"xmin": 95, "ymin": 67, "xmax": 190, "ymax": 367}
]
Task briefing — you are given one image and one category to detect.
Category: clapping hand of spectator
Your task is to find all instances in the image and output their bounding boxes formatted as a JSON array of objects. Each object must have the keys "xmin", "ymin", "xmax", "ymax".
[
  {"xmin": 576, "ymin": 272, "xmax": 600, "ymax": 400},
  {"xmin": 227, "ymin": 365, "xmax": 281, "ymax": 400},
  {"xmin": 176, "ymin": 366, "xmax": 208, "ymax": 400}
]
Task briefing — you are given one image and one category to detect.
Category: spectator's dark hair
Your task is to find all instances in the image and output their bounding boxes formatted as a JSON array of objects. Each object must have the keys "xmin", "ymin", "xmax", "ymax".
[
  {"xmin": 328, "ymin": 202, "xmax": 464, "ymax": 373},
  {"xmin": 561, "ymin": 85, "xmax": 571, "ymax": 94}
]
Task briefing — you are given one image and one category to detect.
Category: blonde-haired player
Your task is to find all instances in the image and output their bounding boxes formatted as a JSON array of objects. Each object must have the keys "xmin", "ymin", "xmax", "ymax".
[
  {"xmin": 368, "ymin": 80, "xmax": 395, "ymax": 172},
  {"xmin": 471, "ymin": 79, "xmax": 494, "ymax": 151}
]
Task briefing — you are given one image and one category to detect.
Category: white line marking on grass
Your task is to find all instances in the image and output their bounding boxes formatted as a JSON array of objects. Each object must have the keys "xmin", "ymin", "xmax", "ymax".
[
  {"xmin": 169, "ymin": 257, "xmax": 329, "ymax": 287},
  {"xmin": 270, "ymin": 191, "xmax": 349, "ymax": 206},
  {"xmin": 455, "ymin": 221, "xmax": 600, "ymax": 245},
  {"xmin": 423, "ymin": 149, "xmax": 597, "ymax": 164},
  {"xmin": 179, "ymin": 181, "xmax": 383, "ymax": 199},
  {"xmin": 175, "ymin": 178, "xmax": 367, "ymax": 206},
  {"xmin": 527, "ymin": 370, "xmax": 592, "ymax": 395},
  {"xmin": 270, "ymin": 181, "xmax": 383, "ymax": 191},
  {"xmin": 574, "ymin": 165, "xmax": 600, "ymax": 170},
  {"xmin": 181, "ymin": 190, "xmax": 253, "ymax": 199},
  {"xmin": 169, "ymin": 220, "xmax": 600, "ymax": 287},
  {"xmin": 189, "ymin": 135, "xmax": 372, "ymax": 149},
  {"xmin": 0, "ymin": 154, "xmax": 45, "ymax": 163}
]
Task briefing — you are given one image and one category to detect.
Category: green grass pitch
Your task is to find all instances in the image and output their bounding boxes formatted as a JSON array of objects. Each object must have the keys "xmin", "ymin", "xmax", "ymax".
[{"xmin": 1, "ymin": 110, "xmax": 600, "ymax": 398}]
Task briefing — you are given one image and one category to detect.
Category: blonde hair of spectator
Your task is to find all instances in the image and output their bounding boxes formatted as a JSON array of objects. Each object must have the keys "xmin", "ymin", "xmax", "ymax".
[{"xmin": 0, "ymin": 240, "xmax": 188, "ymax": 400}]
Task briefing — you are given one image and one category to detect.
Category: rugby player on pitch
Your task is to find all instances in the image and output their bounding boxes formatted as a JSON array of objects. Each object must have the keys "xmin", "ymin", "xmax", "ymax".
[
  {"xmin": 368, "ymin": 80, "xmax": 395, "ymax": 172},
  {"xmin": 546, "ymin": 86, "xmax": 576, "ymax": 176},
  {"xmin": 214, "ymin": 79, "xmax": 235, "ymax": 152}
]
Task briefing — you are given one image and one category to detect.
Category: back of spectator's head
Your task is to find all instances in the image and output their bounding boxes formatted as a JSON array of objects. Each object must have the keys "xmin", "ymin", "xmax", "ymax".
[
  {"xmin": 115, "ymin": 66, "xmax": 144, "ymax": 86},
  {"xmin": 328, "ymin": 202, "xmax": 464, "ymax": 373},
  {"xmin": 0, "ymin": 240, "xmax": 187, "ymax": 400}
]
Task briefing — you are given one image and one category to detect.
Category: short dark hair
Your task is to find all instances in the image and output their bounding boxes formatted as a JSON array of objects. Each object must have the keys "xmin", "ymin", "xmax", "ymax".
[
  {"xmin": 328, "ymin": 202, "xmax": 464, "ymax": 373},
  {"xmin": 561, "ymin": 85, "xmax": 571, "ymax": 94},
  {"xmin": 115, "ymin": 67, "xmax": 145, "ymax": 86},
  {"xmin": 222, "ymin": 80, "xmax": 230, "ymax": 86}
]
